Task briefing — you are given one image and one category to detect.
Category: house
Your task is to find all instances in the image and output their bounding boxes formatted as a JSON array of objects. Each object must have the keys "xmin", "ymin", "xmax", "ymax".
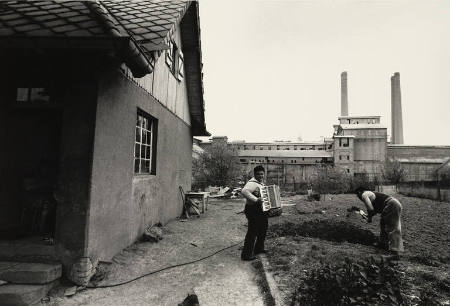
[{"xmin": 0, "ymin": 0, "xmax": 208, "ymax": 286}]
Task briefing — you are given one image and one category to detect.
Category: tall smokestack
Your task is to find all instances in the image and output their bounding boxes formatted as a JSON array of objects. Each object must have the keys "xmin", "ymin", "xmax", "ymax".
[
  {"xmin": 391, "ymin": 72, "xmax": 404, "ymax": 144},
  {"xmin": 341, "ymin": 71, "xmax": 348, "ymax": 116}
]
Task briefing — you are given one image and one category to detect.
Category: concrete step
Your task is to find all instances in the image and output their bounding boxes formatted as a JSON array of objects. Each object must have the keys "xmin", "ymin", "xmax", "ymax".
[
  {"xmin": 0, "ymin": 237, "xmax": 57, "ymax": 263},
  {"xmin": 0, "ymin": 262, "xmax": 62, "ymax": 284},
  {"xmin": 0, "ymin": 279, "xmax": 59, "ymax": 306}
]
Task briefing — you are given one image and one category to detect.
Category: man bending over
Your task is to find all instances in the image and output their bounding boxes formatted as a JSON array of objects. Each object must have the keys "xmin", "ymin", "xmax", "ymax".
[{"xmin": 354, "ymin": 187, "xmax": 404, "ymax": 255}]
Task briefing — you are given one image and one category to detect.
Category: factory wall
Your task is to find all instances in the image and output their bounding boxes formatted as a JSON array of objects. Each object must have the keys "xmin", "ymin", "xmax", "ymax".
[{"xmin": 387, "ymin": 146, "xmax": 450, "ymax": 160}]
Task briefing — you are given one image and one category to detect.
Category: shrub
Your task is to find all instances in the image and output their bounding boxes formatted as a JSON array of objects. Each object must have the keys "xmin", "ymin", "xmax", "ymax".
[
  {"xmin": 311, "ymin": 166, "xmax": 352, "ymax": 194},
  {"xmin": 350, "ymin": 171, "xmax": 377, "ymax": 191},
  {"xmin": 382, "ymin": 159, "xmax": 406, "ymax": 185},
  {"xmin": 292, "ymin": 257, "xmax": 404, "ymax": 306},
  {"xmin": 192, "ymin": 142, "xmax": 241, "ymax": 190}
]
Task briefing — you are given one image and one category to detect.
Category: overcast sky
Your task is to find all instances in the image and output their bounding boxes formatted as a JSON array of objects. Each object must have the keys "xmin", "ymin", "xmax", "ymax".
[{"xmin": 196, "ymin": 0, "xmax": 450, "ymax": 145}]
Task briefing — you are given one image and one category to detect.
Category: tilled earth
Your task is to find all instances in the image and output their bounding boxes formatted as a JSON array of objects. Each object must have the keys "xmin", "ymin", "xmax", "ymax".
[{"xmin": 265, "ymin": 194, "xmax": 450, "ymax": 305}]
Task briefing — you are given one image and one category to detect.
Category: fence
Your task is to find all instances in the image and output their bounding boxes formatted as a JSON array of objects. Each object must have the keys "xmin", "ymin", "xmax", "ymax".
[{"xmin": 397, "ymin": 181, "xmax": 450, "ymax": 202}]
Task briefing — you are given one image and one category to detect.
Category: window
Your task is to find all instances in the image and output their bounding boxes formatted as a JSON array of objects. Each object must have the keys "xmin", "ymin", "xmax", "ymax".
[
  {"xmin": 134, "ymin": 110, "xmax": 158, "ymax": 174},
  {"xmin": 347, "ymin": 169, "xmax": 350, "ymax": 173},
  {"xmin": 347, "ymin": 156, "xmax": 350, "ymax": 160},
  {"xmin": 240, "ymin": 159, "xmax": 247, "ymax": 162},
  {"xmin": 165, "ymin": 40, "xmax": 184, "ymax": 81},
  {"xmin": 16, "ymin": 87, "xmax": 55, "ymax": 108},
  {"xmin": 339, "ymin": 138, "xmax": 349, "ymax": 147}
]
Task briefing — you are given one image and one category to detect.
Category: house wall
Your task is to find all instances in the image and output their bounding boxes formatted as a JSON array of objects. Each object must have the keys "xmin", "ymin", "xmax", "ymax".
[
  {"xmin": 87, "ymin": 69, "xmax": 192, "ymax": 262},
  {"xmin": 55, "ymin": 75, "xmax": 97, "ymax": 268},
  {"xmin": 123, "ymin": 24, "xmax": 191, "ymax": 126},
  {"xmin": 0, "ymin": 57, "xmax": 97, "ymax": 269}
]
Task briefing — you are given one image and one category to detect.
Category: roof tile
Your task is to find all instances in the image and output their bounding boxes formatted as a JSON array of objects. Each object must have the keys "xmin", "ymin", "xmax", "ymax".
[
  {"xmin": 25, "ymin": 10, "xmax": 48, "ymax": 17},
  {"xmin": 0, "ymin": 27, "xmax": 14, "ymax": 35},
  {"xmin": 67, "ymin": 29, "xmax": 91, "ymax": 36},
  {"xmin": 43, "ymin": 19, "xmax": 66, "ymax": 28},
  {"xmin": 48, "ymin": 8, "xmax": 71, "ymax": 15},
  {"xmin": 40, "ymin": 4, "xmax": 61, "ymax": 10},
  {"xmin": 0, "ymin": 13, "xmax": 22, "ymax": 21},
  {"xmin": 27, "ymin": 28, "xmax": 54, "ymax": 36},
  {"xmin": 58, "ymin": 11, "xmax": 79, "ymax": 18},
  {"xmin": 5, "ymin": 18, "xmax": 28, "ymax": 26},
  {"xmin": 33, "ymin": 15, "xmax": 58, "ymax": 22},
  {"xmin": 67, "ymin": 15, "xmax": 90, "ymax": 23},
  {"xmin": 15, "ymin": 23, "xmax": 41, "ymax": 32},
  {"xmin": 53, "ymin": 24, "xmax": 78, "ymax": 33}
]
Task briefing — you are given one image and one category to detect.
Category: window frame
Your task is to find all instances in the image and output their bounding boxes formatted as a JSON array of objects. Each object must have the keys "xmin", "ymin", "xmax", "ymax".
[
  {"xmin": 134, "ymin": 109, "xmax": 158, "ymax": 175},
  {"xmin": 165, "ymin": 39, "xmax": 184, "ymax": 82}
]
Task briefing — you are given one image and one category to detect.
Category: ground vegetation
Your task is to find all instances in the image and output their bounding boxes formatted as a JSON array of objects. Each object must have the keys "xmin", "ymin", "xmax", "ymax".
[{"xmin": 264, "ymin": 194, "xmax": 450, "ymax": 305}]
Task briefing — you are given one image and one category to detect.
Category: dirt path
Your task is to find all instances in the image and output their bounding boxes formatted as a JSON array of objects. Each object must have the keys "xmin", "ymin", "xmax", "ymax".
[{"xmin": 47, "ymin": 199, "xmax": 265, "ymax": 306}]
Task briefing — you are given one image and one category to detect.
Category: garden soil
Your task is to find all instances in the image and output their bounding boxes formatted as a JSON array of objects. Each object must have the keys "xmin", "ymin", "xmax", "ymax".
[{"xmin": 264, "ymin": 194, "xmax": 450, "ymax": 305}]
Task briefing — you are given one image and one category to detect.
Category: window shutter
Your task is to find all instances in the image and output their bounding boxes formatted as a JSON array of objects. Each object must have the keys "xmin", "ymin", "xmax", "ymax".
[
  {"xmin": 177, "ymin": 51, "xmax": 184, "ymax": 81},
  {"xmin": 165, "ymin": 41, "xmax": 173, "ymax": 68}
]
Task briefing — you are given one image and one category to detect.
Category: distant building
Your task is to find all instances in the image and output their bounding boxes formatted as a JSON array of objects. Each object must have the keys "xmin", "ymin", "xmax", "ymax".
[{"xmin": 198, "ymin": 72, "xmax": 450, "ymax": 186}]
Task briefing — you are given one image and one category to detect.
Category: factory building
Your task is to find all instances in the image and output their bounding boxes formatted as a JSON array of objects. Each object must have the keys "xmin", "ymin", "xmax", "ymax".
[{"xmin": 198, "ymin": 72, "xmax": 450, "ymax": 186}]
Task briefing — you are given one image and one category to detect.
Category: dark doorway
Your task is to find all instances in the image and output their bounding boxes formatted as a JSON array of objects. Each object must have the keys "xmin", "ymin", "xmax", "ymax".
[{"xmin": 0, "ymin": 107, "xmax": 61, "ymax": 241}]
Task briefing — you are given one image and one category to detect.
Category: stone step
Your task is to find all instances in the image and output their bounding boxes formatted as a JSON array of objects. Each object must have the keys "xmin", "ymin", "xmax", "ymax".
[
  {"xmin": 0, "ymin": 262, "xmax": 62, "ymax": 284},
  {"xmin": 0, "ymin": 237, "xmax": 57, "ymax": 263},
  {"xmin": 0, "ymin": 279, "xmax": 59, "ymax": 306}
]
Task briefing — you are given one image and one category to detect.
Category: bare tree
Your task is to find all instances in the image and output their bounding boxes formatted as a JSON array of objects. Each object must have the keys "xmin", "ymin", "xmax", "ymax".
[
  {"xmin": 382, "ymin": 159, "xmax": 406, "ymax": 184},
  {"xmin": 192, "ymin": 142, "xmax": 241, "ymax": 189}
]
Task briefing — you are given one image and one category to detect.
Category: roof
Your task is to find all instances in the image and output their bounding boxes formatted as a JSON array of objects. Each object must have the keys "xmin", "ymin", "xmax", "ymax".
[
  {"xmin": 0, "ymin": 1, "xmax": 209, "ymax": 136},
  {"xmin": 339, "ymin": 115, "xmax": 380, "ymax": 119},
  {"xmin": 435, "ymin": 158, "xmax": 450, "ymax": 173},
  {"xmin": 238, "ymin": 150, "xmax": 333, "ymax": 158},
  {"xmin": 393, "ymin": 157, "xmax": 448, "ymax": 164},
  {"xmin": 0, "ymin": 1, "xmax": 189, "ymax": 76},
  {"xmin": 223, "ymin": 141, "xmax": 326, "ymax": 145},
  {"xmin": 340, "ymin": 124, "xmax": 386, "ymax": 130},
  {"xmin": 333, "ymin": 135, "xmax": 355, "ymax": 138},
  {"xmin": 388, "ymin": 144, "xmax": 450, "ymax": 149}
]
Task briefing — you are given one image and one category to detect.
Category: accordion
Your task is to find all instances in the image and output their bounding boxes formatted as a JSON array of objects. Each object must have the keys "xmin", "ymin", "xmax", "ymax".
[{"xmin": 260, "ymin": 185, "xmax": 281, "ymax": 212}]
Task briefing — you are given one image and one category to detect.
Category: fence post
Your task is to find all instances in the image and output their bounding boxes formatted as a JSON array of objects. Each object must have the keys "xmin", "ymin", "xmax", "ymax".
[{"xmin": 437, "ymin": 175, "xmax": 441, "ymax": 201}]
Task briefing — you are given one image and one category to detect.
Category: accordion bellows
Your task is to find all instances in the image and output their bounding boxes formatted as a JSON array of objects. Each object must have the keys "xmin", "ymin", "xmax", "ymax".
[{"xmin": 260, "ymin": 185, "xmax": 281, "ymax": 211}]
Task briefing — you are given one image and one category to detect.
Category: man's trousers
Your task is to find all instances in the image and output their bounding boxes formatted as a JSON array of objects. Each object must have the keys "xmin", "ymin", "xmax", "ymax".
[{"xmin": 241, "ymin": 205, "xmax": 268, "ymax": 259}]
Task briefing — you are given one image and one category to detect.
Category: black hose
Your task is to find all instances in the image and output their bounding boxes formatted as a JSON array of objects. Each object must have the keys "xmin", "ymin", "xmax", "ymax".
[{"xmin": 86, "ymin": 239, "xmax": 244, "ymax": 289}]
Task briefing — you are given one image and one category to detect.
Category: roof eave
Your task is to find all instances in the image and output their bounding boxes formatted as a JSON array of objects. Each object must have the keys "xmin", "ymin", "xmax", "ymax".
[{"xmin": 180, "ymin": 1, "xmax": 208, "ymax": 137}]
